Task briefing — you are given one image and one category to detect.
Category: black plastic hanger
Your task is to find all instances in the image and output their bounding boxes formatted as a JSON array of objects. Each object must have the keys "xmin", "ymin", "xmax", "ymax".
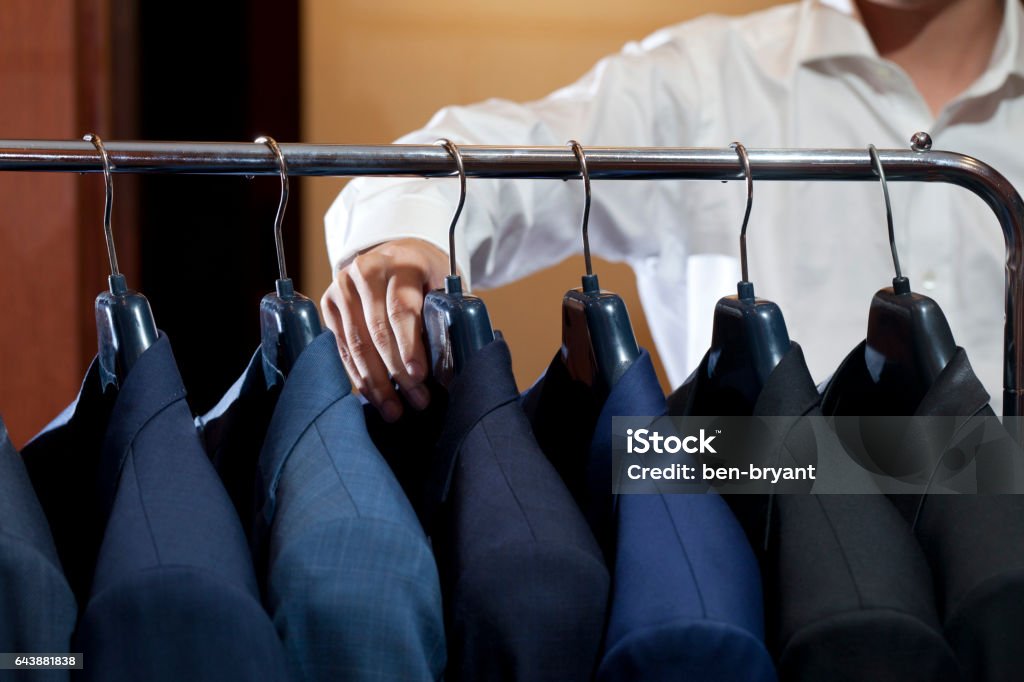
[
  {"xmin": 699, "ymin": 142, "xmax": 792, "ymax": 415},
  {"xmin": 86, "ymin": 134, "xmax": 158, "ymax": 392},
  {"xmin": 860, "ymin": 144, "xmax": 956, "ymax": 409},
  {"xmin": 256, "ymin": 136, "xmax": 323, "ymax": 385},
  {"xmin": 560, "ymin": 140, "xmax": 640, "ymax": 400},
  {"xmin": 422, "ymin": 139, "xmax": 495, "ymax": 388}
]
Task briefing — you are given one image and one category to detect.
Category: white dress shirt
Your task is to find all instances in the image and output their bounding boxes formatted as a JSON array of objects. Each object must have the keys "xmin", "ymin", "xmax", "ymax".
[{"xmin": 326, "ymin": 0, "xmax": 1024, "ymax": 410}]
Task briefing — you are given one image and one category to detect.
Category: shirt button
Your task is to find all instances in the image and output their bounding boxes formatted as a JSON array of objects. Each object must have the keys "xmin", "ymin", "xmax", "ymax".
[{"xmin": 922, "ymin": 270, "xmax": 938, "ymax": 290}]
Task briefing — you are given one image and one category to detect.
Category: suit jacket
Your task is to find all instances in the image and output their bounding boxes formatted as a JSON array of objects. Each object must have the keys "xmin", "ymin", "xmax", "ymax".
[
  {"xmin": 22, "ymin": 363, "xmax": 116, "ymax": 604},
  {"xmin": 24, "ymin": 334, "xmax": 288, "ymax": 682},
  {"xmin": 0, "ymin": 417, "xmax": 76, "ymax": 682},
  {"xmin": 377, "ymin": 337, "xmax": 608, "ymax": 681},
  {"xmin": 670, "ymin": 342, "xmax": 958, "ymax": 682},
  {"xmin": 525, "ymin": 349, "xmax": 776, "ymax": 681},
  {"xmin": 199, "ymin": 331, "xmax": 447, "ymax": 681},
  {"xmin": 195, "ymin": 345, "xmax": 281, "ymax": 532},
  {"xmin": 823, "ymin": 342, "xmax": 1024, "ymax": 681}
]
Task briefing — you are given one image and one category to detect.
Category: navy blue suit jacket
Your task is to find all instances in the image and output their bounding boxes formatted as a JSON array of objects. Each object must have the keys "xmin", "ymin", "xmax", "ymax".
[
  {"xmin": 374, "ymin": 337, "xmax": 609, "ymax": 681},
  {"xmin": 24, "ymin": 334, "xmax": 288, "ymax": 682},
  {"xmin": 524, "ymin": 350, "xmax": 777, "ymax": 682},
  {"xmin": 199, "ymin": 331, "xmax": 446, "ymax": 681},
  {"xmin": 0, "ymin": 417, "xmax": 76, "ymax": 682}
]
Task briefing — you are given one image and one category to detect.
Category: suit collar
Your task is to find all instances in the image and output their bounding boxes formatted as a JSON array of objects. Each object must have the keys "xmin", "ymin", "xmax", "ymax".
[
  {"xmin": 915, "ymin": 347, "xmax": 990, "ymax": 417},
  {"xmin": 521, "ymin": 348, "xmax": 665, "ymax": 555},
  {"xmin": 257, "ymin": 331, "xmax": 351, "ymax": 517},
  {"xmin": 821, "ymin": 341, "xmax": 993, "ymax": 489},
  {"xmin": 425, "ymin": 337, "xmax": 520, "ymax": 525},
  {"xmin": 96, "ymin": 332, "xmax": 187, "ymax": 517},
  {"xmin": 438, "ymin": 335, "xmax": 520, "ymax": 453},
  {"xmin": 197, "ymin": 346, "xmax": 275, "ymax": 435},
  {"xmin": 597, "ymin": 349, "xmax": 665, "ymax": 426},
  {"xmin": 523, "ymin": 348, "xmax": 665, "ymax": 452},
  {"xmin": 667, "ymin": 341, "xmax": 819, "ymax": 418},
  {"xmin": 25, "ymin": 357, "xmax": 110, "ymax": 448},
  {"xmin": 821, "ymin": 341, "xmax": 990, "ymax": 418}
]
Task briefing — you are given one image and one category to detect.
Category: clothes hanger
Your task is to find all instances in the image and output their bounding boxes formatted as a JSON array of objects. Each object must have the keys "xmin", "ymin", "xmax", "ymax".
[
  {"xmin": 422, "ymin": 139, "xmax": 495, "ymax": 388},
  {"xmin": 86, "ymin": 134, "xmax": 159, "ymax": 391},
  {"xmin": 858, "ymin": 143, "xmax": 956, "ymax": 409},
  {"xmin": 255, "ymin": 136, "xmax": 323, "ymax": 385},
  {"xmin": 698, "ymin": 142, "xmax": 792, "ymax": 415},
  {"xmin": 560, "ymin": 140, "xmax": 640, "ymax": 400}
]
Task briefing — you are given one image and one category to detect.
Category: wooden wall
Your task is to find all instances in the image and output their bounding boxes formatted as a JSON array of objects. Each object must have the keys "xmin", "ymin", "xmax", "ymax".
[{"xmin": 0, "ymin": 0, "xmax": 136, "ymax": 446}]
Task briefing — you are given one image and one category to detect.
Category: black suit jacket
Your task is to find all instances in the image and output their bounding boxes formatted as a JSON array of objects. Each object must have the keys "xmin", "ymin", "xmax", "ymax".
[
  {"xmin": 671, "ymin": 342, "xmax": 958, "ymax": 682},
  {"xmin": 824, "ymin": 342, "xmax": 1024, "ymax": 681}
]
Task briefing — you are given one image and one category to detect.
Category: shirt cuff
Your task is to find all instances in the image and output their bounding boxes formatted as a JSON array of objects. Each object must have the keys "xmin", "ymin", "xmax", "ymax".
[{"xmin": 325, "ymin": 183, "xmax": 475, "ymax": 291}]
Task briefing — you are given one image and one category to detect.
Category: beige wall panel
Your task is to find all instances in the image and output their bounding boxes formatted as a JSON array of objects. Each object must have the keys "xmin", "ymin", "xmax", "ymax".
[{"xmin": 302, "ymin": 0, "xmax": 787, "ymax": 390}]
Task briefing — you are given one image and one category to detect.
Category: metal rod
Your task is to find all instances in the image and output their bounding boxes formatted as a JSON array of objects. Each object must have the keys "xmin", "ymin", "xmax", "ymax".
[
  {"xmin": 0, "ymin": 140, "xmax": 1022, "ymax": 425},
  {"xmin": 0, "ymin": 141, "xmax": 1014, "ymax": 180}
]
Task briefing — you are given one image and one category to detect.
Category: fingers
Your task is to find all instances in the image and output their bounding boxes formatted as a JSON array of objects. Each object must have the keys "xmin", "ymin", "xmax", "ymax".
[
  {"xmin": 349, "ymin": 255, "xmax": 430, "ymax": 411},
  {"xmin": 338, "ymin": 270, "xmax": 404, "ymax": 421},
  {"xmin": 321, "ymin": 239, "xmax": 448, "ymax": 423},
  {"xmin": 321, "ymin": 287, "xmax": 364, "ymax": 396},
  {"xmin": 386, "ymin": 270, "xmax": 431, "ymax": 400}
]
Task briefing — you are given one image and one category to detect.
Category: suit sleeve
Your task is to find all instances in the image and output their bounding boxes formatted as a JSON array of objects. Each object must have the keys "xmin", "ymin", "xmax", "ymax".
[{"xmin": 324, "ymin": 25, "xmax": 704, "ymax": 290}]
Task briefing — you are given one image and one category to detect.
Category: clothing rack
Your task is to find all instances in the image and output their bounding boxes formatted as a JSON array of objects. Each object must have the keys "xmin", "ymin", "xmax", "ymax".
[{"xmin": 2, "ymin": 138, "xmax": 1023, "ymax": 423}]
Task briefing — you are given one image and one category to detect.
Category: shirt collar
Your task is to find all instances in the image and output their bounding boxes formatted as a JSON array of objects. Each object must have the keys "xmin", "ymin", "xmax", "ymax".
[
  {"xmin": 795, "ymin": 0, "xmax": 876, "ymax": 65},
  {"xmin": 965, "ymin": 0, "xmax": 1024, "ymax": 95},
  {"xmin": 798, "ymin": 0, "xmax": 1024, "ymax": 81}
]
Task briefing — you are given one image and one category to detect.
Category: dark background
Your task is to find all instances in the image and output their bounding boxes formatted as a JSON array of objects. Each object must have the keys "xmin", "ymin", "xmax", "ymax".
[{"xmin": 137, "ymin": 1, "xmax": 303, "ymax": 412}]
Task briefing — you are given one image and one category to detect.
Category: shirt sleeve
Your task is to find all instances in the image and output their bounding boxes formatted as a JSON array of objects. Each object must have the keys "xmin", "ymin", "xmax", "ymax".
[{"xmin": 324, "ymin": 24, "xmax": 704, "ymax": 290}]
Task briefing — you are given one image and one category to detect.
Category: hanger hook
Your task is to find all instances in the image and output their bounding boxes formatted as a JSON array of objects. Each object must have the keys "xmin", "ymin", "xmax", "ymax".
[
  {"xmin": 868, "ymin": 144, "xmax": 903, "ymax": 281},
  {"xmin": 256, "ymin": 135, "xmax": 289, "ymax": 281},
  {"xmin": 437, "ymin": 138, "xmax": 466, "ymax": 279},
  {"xmin": 567, "ymin": 140, "xmax": 593, "ymax": 277},
  {"xmin": 730, "ymin": 142, "xmax": 753, "ymax": 283},
  {"xmin": 83, "ymin": 133, "xmax": 120, "ymax": 278}
]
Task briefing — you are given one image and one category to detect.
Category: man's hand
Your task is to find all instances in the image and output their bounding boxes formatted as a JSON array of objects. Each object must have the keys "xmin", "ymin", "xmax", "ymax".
[{"xmin": 321, "ymin": 239, "xmax": 450, "ymax": 422}]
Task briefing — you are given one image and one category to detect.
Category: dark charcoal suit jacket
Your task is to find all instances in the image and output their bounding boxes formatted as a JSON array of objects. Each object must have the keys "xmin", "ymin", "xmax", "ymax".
[
  {"xmin": 670, "ymin": 342, "xmax": 959, "ymax": 682},
  {"xmin": 824, "ymin": 342, "xmax": 1024, "ymax": 682}
]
